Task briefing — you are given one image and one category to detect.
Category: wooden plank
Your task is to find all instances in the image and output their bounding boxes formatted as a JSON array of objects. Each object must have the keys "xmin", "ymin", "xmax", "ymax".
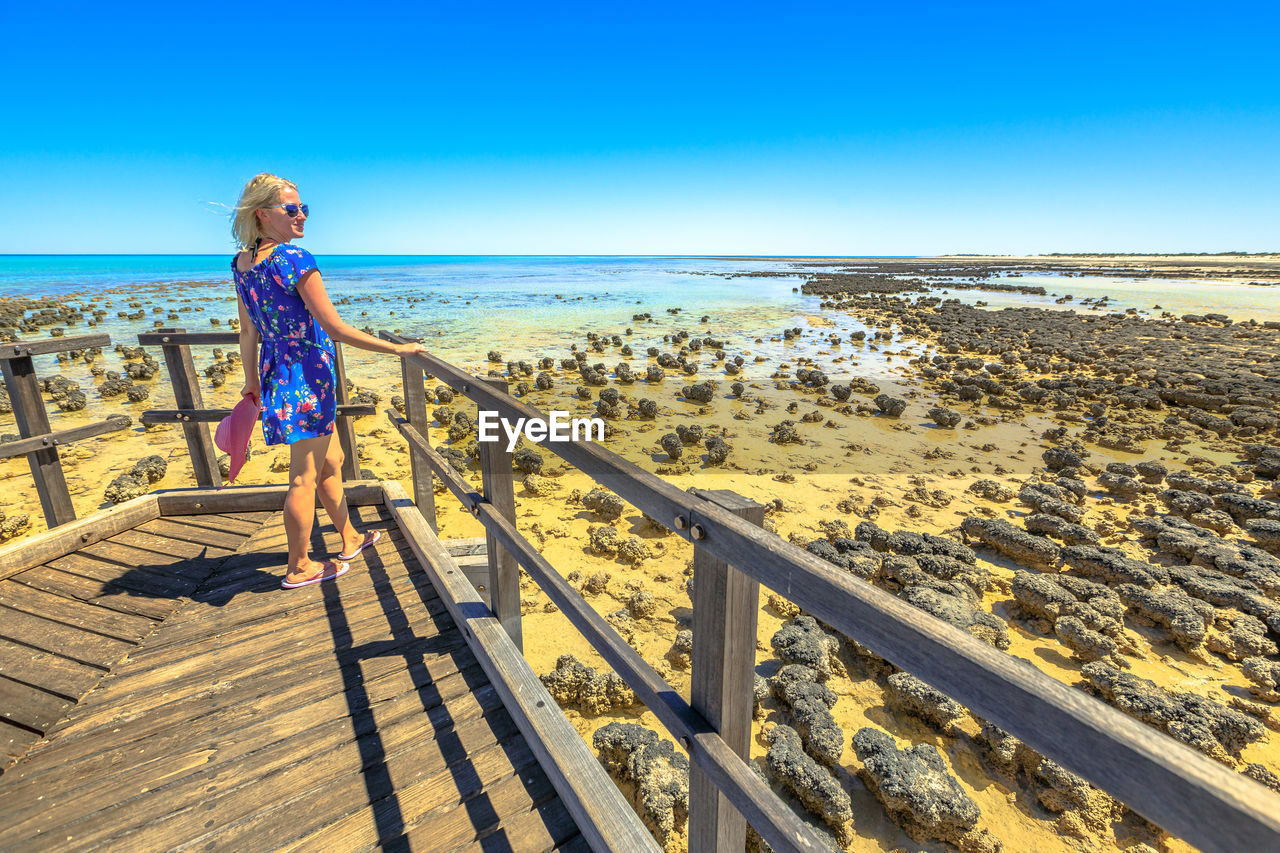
[
  {"xmin": 6, "ymin": 632, "xmax": 476, "ymax": 790},
  {"xmin": 689, "ymin": 488, "xmax": 765, "ymax": 853},
  {"xmin": 446, "ymin": 795, "xmax": 582, "ymax": 853},
  {"xmin": 0, "ymin": 417, "xmax": 129, "ymax": 460},
  {"xmin": 154, "ymin": 328, "xmax": 222, "ymax": 488},
  {"xmin": 137, "ymin": 331, "xmax": 239, "ymax": 346},
  {"xmin": 6, "ymin": 675, "xmax": 510, "ymax": 848},
  {"xmin": 8, "ymin": 566, "xmax": 176, "ymax": 620},
  {"xmin": 4, "ymin": 633, "xmax": 478, "ymax": 794},
  {"xmin": 80, "ymin": 535, "xmax": 234, "ymax": 573},
  {"xmin": 277, "ymin": 739, "xmax": 548, "ymax": 853},
  {"xmin": 479, "ymin": 377, "xmax": 522, "ymax": 651},
  {"xmin": 382, "ymin": 761, "xmax": 559, "ymax": 853},
  {"xmin": 0, "ymin": 675, "xmax": 72, "ymax": 733},
  {"xmin": 401, "ymin": 355, "xmax": 437, "ymax": 530},
  {"xmin": 441, "ymin": 536, "xmax": 487, "ymax": 557},
  {"xmin": 0, "ymin": 639, "xmax": 103, "ymax": 701},
  {"xmin": 0, "ymin": 353, "xmax": 75, "ymax": 528},
  {"xmin": 46, "ymin": 552, "xmax": 196, "ymax": 599},
  {"xmin": 383, "ymin": 482, "xmax": 661, "ymax": 853},
  {"xmin": 0, "ymin": 606, "xmax": 131, "ymax": 669},
  {"xmin": 154, "ymin": 482, "xmax": 385, "ymax": 515},
  {"xmin": 0, "ymin": 334, "xmax": 111, "ymax": 359},
  {"xmin": 133, "ymin": 516, "xmax": 249, "ymax": 551},
  {"xmin": 140, "ymin": 402, "xmax": 375, "ymax": 425},
  {"xmin": 330, "ymin": 341, "xmax": 361, "ymax": 482},
  {"xmin": 65, "ymin": 592, "xmax": 453, "ymax": 721},
  {"xmin": 1, "ymin": 656, "xmax": 493, "ymax": 841},
  {"xmin": 102, "ymin": 525, "xmax": 238, "ymax": 558},
  {"xmin": 0, "ymin": 720, "xmax": 41, "ymax": 773},
  {"xmin": 0, "ymin": 493, "xmax": 159, "ymax": 581},
  {"xmin": 551, "ymin": 833, "xmax": 592, "ymax": 853},
  {"xmin": 184, "ymin": 513, "xmax": 264, "ymax": 536},
  {"xmin": 0, "ymin": 581, "xmax": 155, "ymax": 642},
  {"xmin": 383, "ymin": 332, "xmax": 1280, "ymax": 853}
]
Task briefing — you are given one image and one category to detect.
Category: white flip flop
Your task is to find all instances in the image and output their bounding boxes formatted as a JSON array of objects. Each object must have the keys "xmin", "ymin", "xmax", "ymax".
[
  {"xmin": 281, "ymin": 560, "xmax": 349, "ymax": 589},
  {"xmin": 338, "ymin": 529, "xmax": 382, "ymax": 561}
]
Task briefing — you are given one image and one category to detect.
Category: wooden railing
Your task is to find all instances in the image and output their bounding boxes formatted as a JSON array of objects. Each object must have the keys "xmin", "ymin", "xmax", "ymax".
[
  {"xmin": 377, "ymin": 330, "xmax": 1280, "ymax": 853},
  {"xmin": 135, "ymin": 329, "xmax": 374, "ymax": 485},
  {"xmin": 0, "ymin": 334, "xmax": 129, "ymax": 527}
]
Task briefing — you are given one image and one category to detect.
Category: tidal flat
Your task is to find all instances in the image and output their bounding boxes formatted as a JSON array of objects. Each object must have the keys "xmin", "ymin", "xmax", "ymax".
[{"xmin": 2, "ymin": 253, "xmax": 1278, "ymax": 852}]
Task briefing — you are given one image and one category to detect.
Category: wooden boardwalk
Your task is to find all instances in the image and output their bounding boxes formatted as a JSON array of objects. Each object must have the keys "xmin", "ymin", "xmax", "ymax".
[{"xmin": 0, "ymin": 503, "xmax": 590, "ymax": 852}]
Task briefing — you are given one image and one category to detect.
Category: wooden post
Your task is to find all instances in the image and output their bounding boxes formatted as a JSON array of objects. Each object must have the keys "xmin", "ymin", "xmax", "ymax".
[
  {"xmin": 331, "ymin": 341, "xmax": 360, "ymax": 481},
  {"xmin": 0, "ymin": 354, "xmax": 76, "ymax": 527},
  {"xmin": 688, "ymin": 488, "xmax": 765, "ymax": 853},
  {"xmin": 155, "ymin": 328, "xmax": 221, "ymax": 488},
  {"xmin": 477, "ymin": 378, "xmax": 522, "ymax": 651},
  {"xmin": 400, "ymin": 356, "xmax": 437, "ymax": 531}
]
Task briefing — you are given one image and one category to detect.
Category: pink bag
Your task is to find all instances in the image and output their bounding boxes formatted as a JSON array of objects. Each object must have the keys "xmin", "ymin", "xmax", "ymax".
[{"xmin": 214, "ymin": 393, "xmax": 262, "ymax": 486}]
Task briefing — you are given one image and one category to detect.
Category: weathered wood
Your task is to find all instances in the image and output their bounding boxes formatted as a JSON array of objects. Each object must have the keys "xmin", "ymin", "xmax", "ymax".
[
  {"xmin": 407, "ymin": 470, "xmax": 829, "ymax": 852},
  {"xmin": 379, "ymin": 765, "xmax": 561, "ymax": 852},
  {"xmin": 689, "ymin": 488, "xmax": 765, "ymax": 853},
  {"xmin": 139, "ymin": 402, "xmax": 374, "ymax": 425},
  {"xmin": 383, "ymin": 481, "xmax": 661, "ymax": 853},
  {"xmin": 0, "ymin": 638, "xmax": 104, "ymax": 701},
  {"xmin": 0, "ymin": 606, "xmax": 132, "ymax": 669},
  {"xmin": 13, "ymin": 675, "xmax": 507, "ymax": 848},
  {"xmin": 46, "ymin": 552, "xmax": 194, "ymax": 598},
  {"xmin": 383, "ymin": 332, "xmax": 1280, "ymax": 853},
  {"xmin": 229, "ymin": 735, "xmax": 543, "ymax": 852},
  {"xmin": 330, "ymin": 341, "xmax": 360, "ymax": 481},
  {"xmin": 441, "ymin": 536, "xmax": 487, "ymax": 557},
  {"xmin": 0, "ymin": 675, "xmax": 70, "ymax": 733},
  {"xmin": 153, "ymin": 328, "xmax": 221, "ymax": 488},
  {"xmin": 400, "ymin": 355, "xmax": 437, "ymax": 530},
  {"xmin": 478, "ymin": 377, "xmax": 521, "ymax": 651},
  {"xmin": 153, "ymin": 482, "xmax": 384, "ymax": 515},
  {"xmin": 134, "ymin": 516, "xmax": 248, "ymax": 551},
  {"xmin": 137, "ymin": 331, "xmax": 238, "ymax": 346},
  {"xmin": 99, "ymin": 529, "xmax": 237, "ymax": 563},
  {"xmin": 0, "ymin": 493, "xmax": 159, "ymax": 580},
  {"xmin": 1, "ymin": 721, "xmax": 41, "ymax": 773},
  {"xmin": 0, "ymin": 581, "xmax": 155, "ymax": 643},
  {"xmin": 0, "ymin": 353, "xmax": 75, "ymax": 527},
  {"xmin": 0, "ymin": 417, "xmax": 129, "ymax": 460},
  {"xmin": 0, "ymin": 334, "xmax": 111, "ymax": 359},
  {"xmin": 6, "ymin": 566, "xmax": 175, "ymax": 620}
]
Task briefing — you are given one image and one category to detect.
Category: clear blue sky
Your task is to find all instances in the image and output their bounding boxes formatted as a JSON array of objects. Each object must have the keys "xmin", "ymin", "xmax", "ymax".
[{"xmin": 2, "ymin": 1, "xmax": 1276, "ymax": 255}]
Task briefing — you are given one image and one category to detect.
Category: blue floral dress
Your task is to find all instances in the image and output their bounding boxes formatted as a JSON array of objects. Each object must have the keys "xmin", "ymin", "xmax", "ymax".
[{"xmin": 232, "ymin": 244, "xmax": 338, "ymax": 445}]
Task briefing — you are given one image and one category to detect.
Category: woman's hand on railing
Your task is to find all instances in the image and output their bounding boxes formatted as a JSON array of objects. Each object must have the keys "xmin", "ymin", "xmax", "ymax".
[{"xmin": 394, "ymin": 342, "xmax": 430, "ymax": 358}]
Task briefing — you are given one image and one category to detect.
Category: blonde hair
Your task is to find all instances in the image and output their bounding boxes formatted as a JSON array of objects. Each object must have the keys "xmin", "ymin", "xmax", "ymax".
[{"xmin": 231, "ymin": 173, "xmax": 298, "ymax": 250}]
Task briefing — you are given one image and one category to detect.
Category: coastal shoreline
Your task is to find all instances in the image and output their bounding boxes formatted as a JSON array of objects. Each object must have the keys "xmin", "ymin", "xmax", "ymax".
[{"xmin": 1, "ymin": 254, "xmax": 1278, "ymax": 852}]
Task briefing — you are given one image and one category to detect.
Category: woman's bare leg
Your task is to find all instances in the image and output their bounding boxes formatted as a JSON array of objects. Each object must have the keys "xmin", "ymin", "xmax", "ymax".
[
  {"xmin": 316, "ymin": 432, "xmax": 364, "ymax": 556},
  {"xmin": 283, "ymin": 434, "xmax": 341, "ymax": 584}
]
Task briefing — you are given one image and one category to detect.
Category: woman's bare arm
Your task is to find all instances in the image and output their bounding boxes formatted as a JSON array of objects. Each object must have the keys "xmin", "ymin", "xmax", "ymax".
[
  {"xmin": 296, "ymin": 269, "xmax": 423, "ymax": 356},
  {"xmin": 237, "ymin": 293, "xmax": 260, "ymax": 393}
]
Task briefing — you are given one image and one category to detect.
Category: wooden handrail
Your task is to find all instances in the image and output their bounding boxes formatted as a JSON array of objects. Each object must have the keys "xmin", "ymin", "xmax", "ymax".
[
  {"xmin": 140, "ymin": 404, "xmax": 375, "ymax": 424},
  {"xmin": 386, "ymin": 409, "xmax": 828, "ymax": 852},
  {"xmin": 0, "ymin": 333, "xmax": 118, "ymax": 527},
  {"xmin": 380, "ymin": 330, "xmax": 1280, "ymax": 853}
]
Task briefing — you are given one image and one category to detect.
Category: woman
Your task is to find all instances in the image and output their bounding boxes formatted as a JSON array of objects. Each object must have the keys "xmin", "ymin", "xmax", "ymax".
[{"xmin": 231, "ymin": 173, "xmax": 428, "ymax": 588}]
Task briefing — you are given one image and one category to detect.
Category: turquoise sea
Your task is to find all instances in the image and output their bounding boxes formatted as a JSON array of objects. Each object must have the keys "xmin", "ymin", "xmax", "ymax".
[{"xmin": 1, "ymin": 255, "xmax": 1276, "ymax": 385}]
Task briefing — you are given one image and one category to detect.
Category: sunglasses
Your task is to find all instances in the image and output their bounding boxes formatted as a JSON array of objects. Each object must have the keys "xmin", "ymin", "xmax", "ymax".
[{"xmin": 267, "ymin": 203, "xmax": 310, "ymax": 218}]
